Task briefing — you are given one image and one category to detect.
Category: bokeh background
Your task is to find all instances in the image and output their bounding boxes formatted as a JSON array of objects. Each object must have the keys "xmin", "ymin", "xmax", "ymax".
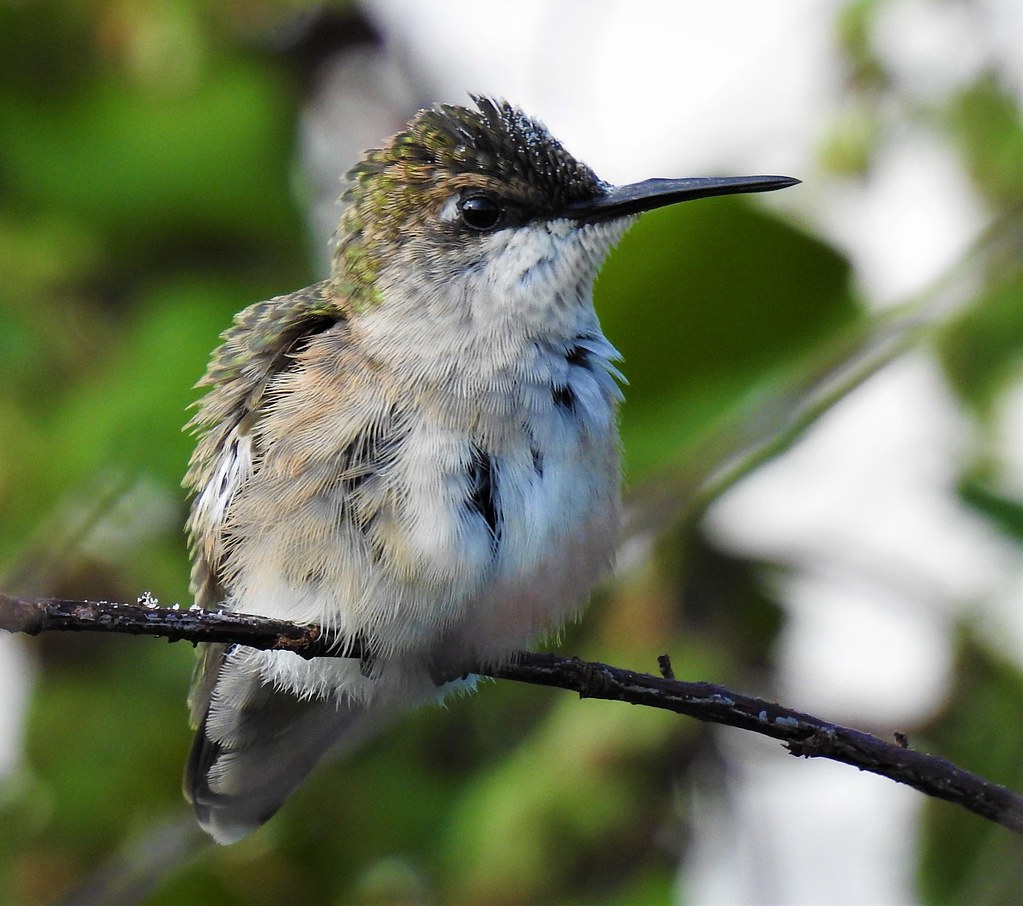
[{"xmin": 1, "ymin": 1, "xmax": 1021, "ymax": 904}]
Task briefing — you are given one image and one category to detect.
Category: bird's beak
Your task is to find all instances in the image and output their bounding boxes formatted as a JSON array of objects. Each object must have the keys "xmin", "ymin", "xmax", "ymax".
[{"xmin": 565, "ymin": 175, "xmax": 800, "ymax": 223}]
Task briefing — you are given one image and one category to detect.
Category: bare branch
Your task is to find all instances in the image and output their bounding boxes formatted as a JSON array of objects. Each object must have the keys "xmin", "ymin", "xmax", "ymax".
[
  {"xmin": 0, "ymin": 592, "xmax": 337, "ymax": 656},
  {"xmin": 3, "ymin": 592, "xmax": 1021, "ymax": 837}
]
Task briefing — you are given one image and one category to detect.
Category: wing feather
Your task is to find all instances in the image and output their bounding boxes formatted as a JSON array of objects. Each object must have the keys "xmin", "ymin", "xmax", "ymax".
[{"xmin": 183, "ymin": 282, "xmax": 345, "ymax": 719}]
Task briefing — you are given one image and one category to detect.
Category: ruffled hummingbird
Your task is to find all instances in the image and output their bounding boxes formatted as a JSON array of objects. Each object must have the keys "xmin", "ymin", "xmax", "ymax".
[{"xmin": 183, "ymin": 95, "xmax": 797, "ymax": 843}]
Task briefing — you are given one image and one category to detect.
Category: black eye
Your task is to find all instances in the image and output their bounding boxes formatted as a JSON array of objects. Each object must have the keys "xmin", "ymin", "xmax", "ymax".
[{"xmin": 458, "ymin": 193, "xmax": 503, "ymax": 231}]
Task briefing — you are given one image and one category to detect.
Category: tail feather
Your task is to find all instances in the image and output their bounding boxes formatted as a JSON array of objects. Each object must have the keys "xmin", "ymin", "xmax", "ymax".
[
  {"xmin": 184, "ymin": 647, "xmax": 384, "ymax": 845},
  {"xmin": 185, "ymin": 698, "xmax": 363, "ymax": 844}
]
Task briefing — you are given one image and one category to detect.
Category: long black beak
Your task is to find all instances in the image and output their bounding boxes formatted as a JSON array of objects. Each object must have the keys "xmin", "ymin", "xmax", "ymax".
[{"xmin": 566, "ymin": 175, "xmax": 800, "ymax": 223}]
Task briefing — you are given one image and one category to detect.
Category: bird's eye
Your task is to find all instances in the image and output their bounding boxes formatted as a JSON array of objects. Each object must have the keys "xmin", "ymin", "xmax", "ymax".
[{"xmin": 458, "ymin": 193, "xmax": 504, "ymax": 231}]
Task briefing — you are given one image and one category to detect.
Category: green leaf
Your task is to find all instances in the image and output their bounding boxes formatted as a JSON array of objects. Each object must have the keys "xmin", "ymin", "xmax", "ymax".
[
  {"xmin": 937, "ymin": 274, "xmax": 1023, "ymax": 418},
  {"xmin": 948, "ymin": 75, "xmax": 1023, "ymax": 209},
  {"xmin": 597, "ymin": 198, "xmax": 856, "ymax": 477}
]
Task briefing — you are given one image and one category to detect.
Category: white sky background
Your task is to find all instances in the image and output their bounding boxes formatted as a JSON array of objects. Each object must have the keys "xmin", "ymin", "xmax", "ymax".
[{"xmin": 343, "ymin": 1, "xmax": 1023, "ymax": 904}]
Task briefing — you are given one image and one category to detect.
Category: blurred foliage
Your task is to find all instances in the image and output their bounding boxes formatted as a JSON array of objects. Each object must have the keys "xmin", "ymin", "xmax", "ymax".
[
  {"xmin": 0, "ymin": 1, "xmax": 1020, "ymax": 905},
  {"xmin": 917, "ymin": 630, "xmax": 1023, "ymax": 905},
  {"xmin": 828, "ymin": 4, "xmax": 1023, "ymax": 905},
  {"xmin": 602, "ymin": 199, "xmax": 855, "ymax": 476},
  {"xmin": 948, "ymin": 74, "xmax": 1023, "ymax": 210},
  {"xmin": 939, "ymin": 274, "xmax": 1023, "ymax": 418}
]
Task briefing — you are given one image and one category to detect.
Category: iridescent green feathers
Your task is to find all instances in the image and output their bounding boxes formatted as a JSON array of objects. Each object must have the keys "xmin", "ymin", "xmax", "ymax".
[
  {"xmin": 352, "ymin": 96, "xmax": 605, "ymax": 208},
  {"xmin": 331, "ymin": 96, "xmax": 604, "ymax": 304},
  {"xmin": 188, "ymin": 285, "xmax": 339, "ymax": 435}
]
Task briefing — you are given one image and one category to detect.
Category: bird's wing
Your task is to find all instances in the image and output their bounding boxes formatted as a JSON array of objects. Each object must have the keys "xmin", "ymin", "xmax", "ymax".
[
  {"xmin": 182, "ymin": 282, "xmax": 362, "ymax": 842},
  {"xmin": 183, "ymin": 281, "xmax": 344, "ymax": 616}
]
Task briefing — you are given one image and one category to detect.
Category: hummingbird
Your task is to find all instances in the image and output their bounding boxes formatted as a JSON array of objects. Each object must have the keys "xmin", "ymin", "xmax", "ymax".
[{"xmin": 183, "ymin": 95, "xmax": 798, "ymax": 843}]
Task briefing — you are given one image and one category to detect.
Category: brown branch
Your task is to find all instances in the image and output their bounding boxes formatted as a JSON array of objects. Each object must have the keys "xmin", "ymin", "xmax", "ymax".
[
  {"xmin": 0, "ymin": 592, "xmax": 336, "ymax": 655},
  {"xmin": 3, "ymin": 592, "xmax": 1022, "ymax": 836}
]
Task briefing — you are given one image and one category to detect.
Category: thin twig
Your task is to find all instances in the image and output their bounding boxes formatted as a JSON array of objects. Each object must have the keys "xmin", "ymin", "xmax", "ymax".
[{"xmin": 3, "ymin": 593, "xmax": 1021, "ymax": 836}]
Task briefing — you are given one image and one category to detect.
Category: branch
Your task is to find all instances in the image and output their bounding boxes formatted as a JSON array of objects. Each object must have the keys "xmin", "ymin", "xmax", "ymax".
[{"xmin": 3, "ymin": 593, "xmax": 1022, "ymax": 836}]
